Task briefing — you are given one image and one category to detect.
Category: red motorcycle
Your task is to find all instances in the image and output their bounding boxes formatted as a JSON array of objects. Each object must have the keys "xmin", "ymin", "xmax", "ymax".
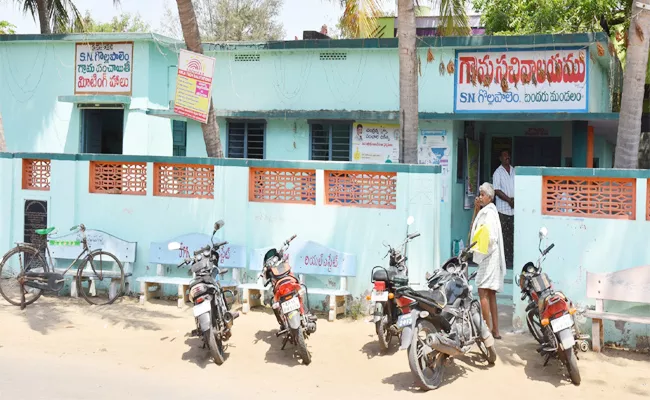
[{"xmin": 260, "ymin": 234, "xmax": 317, "ymax": 365}]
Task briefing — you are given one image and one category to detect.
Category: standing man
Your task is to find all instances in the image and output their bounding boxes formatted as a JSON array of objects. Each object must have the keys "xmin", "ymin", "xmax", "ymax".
[{"xmin": 492, "ymin": 149, "xmax": 515, "ymax": 268}]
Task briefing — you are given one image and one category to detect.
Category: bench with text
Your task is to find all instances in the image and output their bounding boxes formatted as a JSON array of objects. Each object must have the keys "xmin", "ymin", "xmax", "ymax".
[
  {"xmin": 48, "ymin": 229, "xmax": 136, "ymax": 298},
  {"xmin": 585, "ymin": 265, "xmax": 650, "ymax": 352},
  {"xmin": 140, "ymin": 233, "xmax": 246, "ymax": 307},
  {"xmin": 239, "ymin": 240, "xmax": 357, "ymax": 321}
]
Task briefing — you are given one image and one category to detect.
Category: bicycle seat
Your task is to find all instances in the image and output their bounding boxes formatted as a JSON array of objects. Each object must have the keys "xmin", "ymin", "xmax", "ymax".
[{"xmin": 35, "ymin": 227, "xmax": 56, "ymax": 236}]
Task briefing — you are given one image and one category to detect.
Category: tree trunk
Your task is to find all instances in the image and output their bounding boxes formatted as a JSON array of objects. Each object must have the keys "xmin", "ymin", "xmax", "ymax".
[
  {"xmin": 0, "ymin": 111, "xmax": 6, "ymax": 152},
  {"xmin": 175, "ymin": 0, "xmax": 224, "ymax": 158},
  {"xmin": 398, "ymin": 0, "xmax": 418, "ymax": 164},
  {"xmin": 36, "ymin": 0, "xmax": 51, "ymax": 34},
  {"xmin": 614, "ymin": 1, "xmax": 650, "ymax": 168}
]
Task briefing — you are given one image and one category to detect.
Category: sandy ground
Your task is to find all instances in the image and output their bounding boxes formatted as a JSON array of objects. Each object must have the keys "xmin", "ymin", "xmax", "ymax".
[{"xmin": 0, "ymin": 296, "xmax": 648, "ymax": 400}]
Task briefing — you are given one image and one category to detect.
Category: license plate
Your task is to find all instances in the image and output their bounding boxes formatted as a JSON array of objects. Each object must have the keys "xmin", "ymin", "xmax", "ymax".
[
  {"xmin": 371, "ymin": 290, "xmax": 389, "ymax": 302},
  {"xmin": 550, "ymin": 314, "xmax": 573, "ymax": 333},
  {"xmin": 397, "ymin": 313, "xmax": 412, "ymax": 329},
  {"xmin": 193, "ymin": 301, "xmax": 211, "ymax": 317},
  {"xmin": 281, "ymin": 297, "xmax": 301, "ymax": 314}
]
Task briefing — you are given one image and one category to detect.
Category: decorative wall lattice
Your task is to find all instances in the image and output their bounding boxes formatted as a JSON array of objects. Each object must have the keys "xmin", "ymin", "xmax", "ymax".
[
  {"xmin": 325, "ymin": 171, "xmax": 397, "ymax": 209},
  {"xmin": 249, "ymin": 168, "xmax": 316, "ymax": 204},
  {"xmin": 89, "ymin": 161, "xmax": 147, "ymax": 195},
  {"xmin": 22, "ymin": 159, "xmax": 51, "ymax": 191},
  {"xmin": 542, "ymin": 176, "xmax": 636, "ymax": 220},
  {"xmin": 154, "ymin": 163, "xmax": 214, "ymax": 199}
]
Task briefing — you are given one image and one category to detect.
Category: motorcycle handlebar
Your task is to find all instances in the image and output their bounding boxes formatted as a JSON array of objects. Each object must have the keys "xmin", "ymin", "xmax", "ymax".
[
  {"xmin": 542, "ymin": 243, "xmax": 555, "ymax": 256},
  {"xmin": 407, "ymin": 232, "xmax": 421, "ymax": 240},
  {"xmin": 214, "ymin": 240, "xmax": 228, "ymax": 248},
  {"xmin": 285, "ymin": 234, "xmax": 297, "ymax": 245}
]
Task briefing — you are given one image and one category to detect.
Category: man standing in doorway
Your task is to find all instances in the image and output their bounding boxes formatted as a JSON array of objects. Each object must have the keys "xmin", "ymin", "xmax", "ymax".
[{"xmin": 492, "ymin": 149, "xmax": 515, "ymax": 268}]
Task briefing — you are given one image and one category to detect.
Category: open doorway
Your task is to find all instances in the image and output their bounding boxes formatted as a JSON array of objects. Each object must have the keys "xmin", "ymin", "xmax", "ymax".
[{"xmin": 81, "ymin": 108, "xmax": 124, "ymax": 154}]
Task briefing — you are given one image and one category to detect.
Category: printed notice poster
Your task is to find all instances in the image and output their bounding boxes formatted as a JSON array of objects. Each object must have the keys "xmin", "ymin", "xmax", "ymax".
[
  {"xmin": 173, "ymin": 49, "xmax": 216, "ymax": 124},
  {"xmin": 351, "ymin": 122, "xmax": 400, "ymax": 163},
  {"xmin": 418, "ymin": 130, "xmax": 449, "ymax": 202}
]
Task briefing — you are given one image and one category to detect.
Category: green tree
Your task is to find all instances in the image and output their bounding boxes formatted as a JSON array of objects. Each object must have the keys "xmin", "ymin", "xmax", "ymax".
[
  {"xmin": 0, "ymin": 21, "xmax": 17, "ymax": 34},
  {"xmin": 62, "ymin": 11, "xmax": 150, "ymax": 33},
  {"xmin": 336, "ymin": 0, "xmax": 470, "ymax": 163},
  {"xmin": 160, "ymin": 0, "xmax": 284, "ymax": 41}
]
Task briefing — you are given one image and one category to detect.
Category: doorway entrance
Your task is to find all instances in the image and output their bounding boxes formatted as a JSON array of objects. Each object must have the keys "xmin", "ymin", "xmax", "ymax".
[
  {"xmin": 514, "ymin": 136, "xmax": 562, "ymax": 167},
  {"xmin": 81, "ymin": 108, "xmax": 124, "ymax": 154}
]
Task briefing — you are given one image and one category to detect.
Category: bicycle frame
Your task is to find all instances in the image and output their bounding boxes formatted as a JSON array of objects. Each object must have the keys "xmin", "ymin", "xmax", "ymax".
[{"xmin": 27, "ymin": 224, "xmax": 92, "ymax": 278}]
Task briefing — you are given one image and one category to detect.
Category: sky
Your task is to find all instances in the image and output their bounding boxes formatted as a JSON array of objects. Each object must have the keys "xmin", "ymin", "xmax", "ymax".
[{"xmin": 0, "ymin": 0, "xmax": 395, "ymax": 40}]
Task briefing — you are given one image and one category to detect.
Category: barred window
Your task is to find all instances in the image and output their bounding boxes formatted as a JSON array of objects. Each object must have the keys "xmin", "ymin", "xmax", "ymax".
[
  {"xmin": 227, "ymin": 121, "xmax": 265, "ymax": 159},
  {"xmin": 310, "ymin": 123, "xmax": 351, "ymax": 161}
]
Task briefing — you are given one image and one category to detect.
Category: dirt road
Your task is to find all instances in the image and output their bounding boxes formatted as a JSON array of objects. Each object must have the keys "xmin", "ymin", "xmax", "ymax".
[{"xmin": 0, "ymin": 297, "xmax": 648, "ymax": 400}]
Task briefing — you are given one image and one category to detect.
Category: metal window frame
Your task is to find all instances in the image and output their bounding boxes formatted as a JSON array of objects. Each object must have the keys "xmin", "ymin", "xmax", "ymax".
[
  {"xmin": 307, "ymin": 120, "xmax": 352, "ymax": 161},
  {"xmin": 226, "ymin": 118, "xmax": 267, "ymax": 159},
  {"xmin": 172, "ymin": 120, "xmax": 187, "ymax": 157}
]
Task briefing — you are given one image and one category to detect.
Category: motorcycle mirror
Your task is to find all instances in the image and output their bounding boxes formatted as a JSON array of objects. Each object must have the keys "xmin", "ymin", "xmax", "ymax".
[
  {"xmin": 538, "ymin": 226, "xmax": 548, "ymax": 240},
  {"xmin": 167, "ymin": 241, "xmax": 181, "ymax": 251},
  {"xmin": 214, "ymin": 220, "xmax": 225, "ymax": 231},
  {"xmin": 406, "ymin": 216, "xmax": 415, "ymax": 226}
]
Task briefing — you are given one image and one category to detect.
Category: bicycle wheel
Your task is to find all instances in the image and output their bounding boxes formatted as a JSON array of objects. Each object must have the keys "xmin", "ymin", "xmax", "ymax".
[
  {"xmin": 0, "ymin": 245, "xmax": 49, "ymax": 306},
  {"xmin": 77, "ymin": 250, "xmax": 124, "ymax": 305}
]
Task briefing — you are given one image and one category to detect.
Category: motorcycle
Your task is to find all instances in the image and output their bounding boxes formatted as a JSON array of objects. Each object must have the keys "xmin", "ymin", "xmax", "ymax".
[
  {"xmin": 515, "ymin": 227, "xmax": 587, "ymax": 386},
  {"xmin": 395, "ymin": 241, "xmax": 497, "ymax": 391},
  {"xmin": 260, "ymin": 234, "xmax": 317, "ymax": 365},
  {"xmin": 167, "ymin": 220, "xmax": 239, "ymax": 365},
  {"xmin": 367, "ymin": 215, "xmax": 419, "ymax": 351}
]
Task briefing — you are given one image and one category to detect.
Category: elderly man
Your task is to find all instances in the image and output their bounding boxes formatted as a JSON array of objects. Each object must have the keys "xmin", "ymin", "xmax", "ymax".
[{"xmin": 492, "ymin": 149, "xmax": 515, "ymax": 268}]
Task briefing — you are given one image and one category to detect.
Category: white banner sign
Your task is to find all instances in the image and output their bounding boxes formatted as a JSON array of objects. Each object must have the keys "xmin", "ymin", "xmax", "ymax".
[
  {"xmin": 351, "ymin": 122, "xmax": 400, "ymax": 163},
  {"xmin": 455, "ymin": 48, "xmax": 588, "ymax": 112},
  {"xmin": 74, "ymin": 42, "xmax": 134, "ymax": 95}
]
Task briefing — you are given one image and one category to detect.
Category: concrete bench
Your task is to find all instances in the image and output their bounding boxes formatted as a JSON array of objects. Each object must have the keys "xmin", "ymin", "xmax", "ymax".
[
  {"xmin": 139, "ymin": 233, "xmax": 246, "ymax": 308},
  {"xmin": 240, "ymin": 239, "xmax": 357, "ymax": 321},
  {"xmin": 48, "ymin": 229, "xmax": 136, "ymax": 298},
  {"xmin": 585, "ymin": 265, "xmax": 650, "ymax": 352}
]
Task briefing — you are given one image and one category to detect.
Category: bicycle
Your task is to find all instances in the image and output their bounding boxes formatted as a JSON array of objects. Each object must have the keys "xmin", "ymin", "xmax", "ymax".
[{"xmin": 0, "ymin": 224, "xmax": 125, "ymax": 309}]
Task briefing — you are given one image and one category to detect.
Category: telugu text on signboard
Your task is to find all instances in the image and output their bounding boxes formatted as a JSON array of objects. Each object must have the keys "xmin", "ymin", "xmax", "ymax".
[
  {"xmin": 173, "ymin": 49, "xmax": 216, "ymax": 124},
  {"xmin": 74, "ymin": 42, "xmax": 133, "ymax": 95},
  {"xmin": 454, "ymin": 48, "xmax": 588, "ymax": 113},
  {"xmin": 351, "ymin": 122, "xmax": 400, "ymax": 163}
]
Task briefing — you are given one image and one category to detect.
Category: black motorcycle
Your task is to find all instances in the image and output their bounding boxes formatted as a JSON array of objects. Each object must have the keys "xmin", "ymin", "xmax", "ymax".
[
  {"xmin": 396, "ymin": 242, "xmax": 497, "ymax": 391},
  {"xmin": 369, "ymin": 216, "xmax": 419, "ymax": 351},
  {"xmin": 168, "ymin": 220, "xmax": 239, "ymax": 365}
]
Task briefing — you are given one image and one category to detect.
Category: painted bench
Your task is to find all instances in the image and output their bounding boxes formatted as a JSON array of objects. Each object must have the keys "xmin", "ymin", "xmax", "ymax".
[
  {"xmin": 48, "ymin": 229, "xmax": 136, "ymax": 298},
  {"xmin": 240, "ymin": 239, "xmax": 357, "ymax": 321},
  {"xmin": 585, "ymin": 265, "xmax": 650, "ymax": 352},
  {"xmin": 138, "ymin": 233, "xmax": 246, "ymax": 308}
]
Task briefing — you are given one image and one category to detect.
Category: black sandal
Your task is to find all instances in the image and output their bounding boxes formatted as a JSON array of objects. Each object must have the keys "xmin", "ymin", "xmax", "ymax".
[{"xmin": 492, "ymin": 332, "xmax": 502, "ymax": 340}]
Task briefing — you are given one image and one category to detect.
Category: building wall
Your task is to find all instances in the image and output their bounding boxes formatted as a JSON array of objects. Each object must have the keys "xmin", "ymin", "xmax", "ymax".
[
  {"xmin": 513, "ymin": 168, "xmax": 650, "ymax": 350},
  {"xmin": 0, "ymin": 153, "xmax": 441, "ymax": 301}
]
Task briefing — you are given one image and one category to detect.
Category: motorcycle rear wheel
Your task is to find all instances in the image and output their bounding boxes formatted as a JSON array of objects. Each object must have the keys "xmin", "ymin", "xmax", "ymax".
[
  {"xmin": 376, "ymin": 316, "xmax": 392, "ymax": 351},
  {"xmin": 204, "ymin": 326, "xmax": 225, "ymax": 365},
  {"xmin": 476, "ymin": 339, "xmax": 497, "ymax": 365},
  {"xmin": 563, "ymin": 348, "xmax": 581, "ymax": 385},
  {"xmin": 294, "ymin": 327, "xmax": 312, "ymax": 365},
  {"xmin": 408, "ymin": 320, "xmax": 445, "ymax": 391}
]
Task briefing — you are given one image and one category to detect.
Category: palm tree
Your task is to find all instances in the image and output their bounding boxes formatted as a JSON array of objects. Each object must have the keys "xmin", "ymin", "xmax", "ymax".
[
  {"xmin": 18, "ymin": 0, "xmax": 105, "ymax": 34},
  {"xmin": 338, "ymin": 0, "xmax": 469, "ymax": 164},
  {"xmin": 614, "ymin": 1, "xmax": 650, "ymax": 168},
  {"xmin": 175, "ymin": 0, "xmax": 224, "ymax": 157}
]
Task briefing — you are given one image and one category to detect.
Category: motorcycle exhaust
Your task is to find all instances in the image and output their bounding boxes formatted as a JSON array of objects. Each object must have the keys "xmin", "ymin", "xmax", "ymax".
[
  {"xmin": 223, "ymin": 311, "xmax": 240, "ymax": 329},
  {"xmin": 306, "ymin": 322, "xmax": 317, "ymax": 334},
  {"xmin": 429, "ymin": 333, "xmax": 464, "ymax": 357}
]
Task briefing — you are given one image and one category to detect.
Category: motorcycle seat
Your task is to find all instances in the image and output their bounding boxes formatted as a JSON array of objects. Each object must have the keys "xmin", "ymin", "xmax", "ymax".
[{"xmin": 372, "ymin": 268, "xmax": 397, "ymax": 282}]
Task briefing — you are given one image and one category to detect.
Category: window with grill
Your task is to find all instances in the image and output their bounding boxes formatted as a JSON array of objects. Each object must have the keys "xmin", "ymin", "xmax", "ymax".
[
  {"xmin": 172, "ymin": 120, "xmax": 187, "ymax": 156},
  {"xmin": 310, "ymin": 123, "xmax": 351, "ymax": 161},
  {"xmin": 227, "ymin": 121, "xmax": 265, "ymax": 159}
]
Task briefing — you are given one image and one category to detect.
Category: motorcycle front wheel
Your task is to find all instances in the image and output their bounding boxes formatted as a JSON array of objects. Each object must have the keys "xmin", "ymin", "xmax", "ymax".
[
  {"xmin": 204, "ymin": 326, "xmax": 225, "ymax": 365},
  {"xmin": 408, "ymin": 320, "xmax": 445, "ymax": 391},
  {"xmin": 526, "ymin": 309, "xmax": 545, "ymax": 345},
  {"xmin": 293, "ymin": 327, "xmax": 312, "ymax": 365}
]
